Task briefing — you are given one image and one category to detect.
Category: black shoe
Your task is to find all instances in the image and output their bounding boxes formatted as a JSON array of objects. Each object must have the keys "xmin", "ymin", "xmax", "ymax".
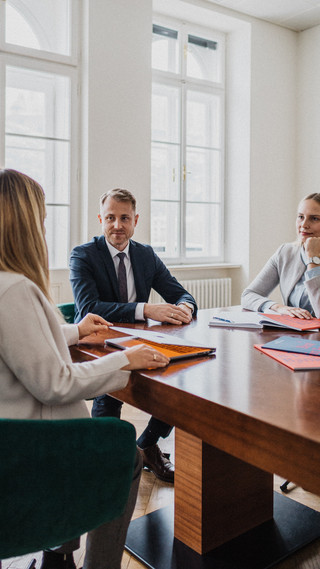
[
  {"xmin": 40, "ymin": 551, "xmax": 76, "ymax": 569},
  {"xmin": 138, "ymin": 444, "xmax": 174, "ymax": 483}
]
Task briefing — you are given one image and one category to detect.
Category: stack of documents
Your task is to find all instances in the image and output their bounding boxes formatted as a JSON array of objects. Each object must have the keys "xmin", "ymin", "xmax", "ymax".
[
  {"xmin": 209, "ymin": 311, "xmax": 320, "ymax": 331},
  {"xmin": 255, "ymin": 337, "xmax": 320, "ymax": 371}
]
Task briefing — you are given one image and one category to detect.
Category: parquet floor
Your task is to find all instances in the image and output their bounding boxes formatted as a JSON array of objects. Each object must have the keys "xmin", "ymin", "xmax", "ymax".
[{"xmin": 3, "ymin": 403, "xmax": 320, "ymax": 569}]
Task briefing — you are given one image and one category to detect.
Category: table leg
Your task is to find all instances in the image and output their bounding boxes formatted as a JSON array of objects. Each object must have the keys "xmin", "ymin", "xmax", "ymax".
[{"xmin": 174, "ymin": 428, "xmax": 274, "ymax": 553}]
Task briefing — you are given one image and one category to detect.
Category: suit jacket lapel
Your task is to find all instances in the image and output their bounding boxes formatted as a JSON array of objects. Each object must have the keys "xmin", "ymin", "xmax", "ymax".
[
  {"xmin": 130, "ymin": 241, "xmax": 148, "ymax": 301},
  {"xmin": 97, "ymin": 235, "xmax": 120, "ymax": 299}
]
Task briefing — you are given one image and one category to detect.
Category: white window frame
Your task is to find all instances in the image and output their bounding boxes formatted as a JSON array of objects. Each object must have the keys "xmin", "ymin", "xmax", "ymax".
[
  {"xmin": 0, "ymin": 0, "xmax": 79, "ymax": 64},
  {"xmin": 0, "ymin": 0, "xmax": 80, "ymax": 269},
  {"xmin": 151, "ymin": 15, "xmax": 225, "ymax": 265}
]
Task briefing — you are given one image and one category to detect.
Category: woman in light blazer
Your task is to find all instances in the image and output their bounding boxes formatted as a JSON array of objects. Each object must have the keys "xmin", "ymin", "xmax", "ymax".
[
  {"xmin": 0, "ymin": 169, "xmax": 169, "ymax": 569},
  {"xmin": 241, "ymin": 194, "xmax": 320, "ymax": 319}
]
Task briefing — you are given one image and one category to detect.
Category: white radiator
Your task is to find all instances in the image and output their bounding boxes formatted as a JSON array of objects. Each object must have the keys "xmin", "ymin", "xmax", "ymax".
[
  {"xmin": 149, "ymin": 278, "xmax": 232, "ymax": 310},
  {"xmin": 51, "ymin": 283, "xmax": 62, "ymax": 304}
]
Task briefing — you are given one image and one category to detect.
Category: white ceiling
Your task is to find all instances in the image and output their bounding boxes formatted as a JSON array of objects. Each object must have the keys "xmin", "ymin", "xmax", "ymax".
[{"xmin": 207, "ymin": 0, "xmax": 320, "ymax": 31}]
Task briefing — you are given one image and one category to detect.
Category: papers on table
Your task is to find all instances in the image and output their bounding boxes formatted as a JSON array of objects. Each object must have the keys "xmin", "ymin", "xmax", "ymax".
[
  {"xmin": 111, "ymin": 326, "xmax": 212, "ymax": 347},
  {"xmin": 209, "ymin": 311, "xmax": 320, "ymax": 331}
]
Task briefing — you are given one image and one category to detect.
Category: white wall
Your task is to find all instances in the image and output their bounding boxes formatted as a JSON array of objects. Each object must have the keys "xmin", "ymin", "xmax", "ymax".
[
  {"xmin": 247, "ymin": 22, "xmax": 297, "ymax": 288},
  {"xmin": 51, "ymin": 0, "xmax": 315, "ymax": 307},
  {"xmin": 224, "ymin": 21, "xmax": 251, "ymax": 296},
  {"xmin": 83, "ymin": 0, "xmax": 152, "ymax": 245},
  {"xmin": 297, "ymin": 25, "xmax": 320, "ymax": 200}
]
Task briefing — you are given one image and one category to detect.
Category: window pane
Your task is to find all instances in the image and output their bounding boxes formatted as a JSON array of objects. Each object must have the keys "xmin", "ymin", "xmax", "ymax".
[
  {"xmin": 5, "ymin": 0, "xmax": 71, "ymax": 56},
  {"xmin": 186, "ymin": 203, "xmax": 220, "ymax": 258},
  {"xmin": 187, "ymin": 34, "xmax": 221, "ymax": 83},
  {"xmin": 152, "ymin": 25, "xmax": 179, "ymax": 74},
  {"xmin": 187, "ymin": 90, "xmax": 221, "ymax": 149},
  {"xmin": 45, "ymin": 206, "xmax": 69, "ymax": 269},
  {"xmin": 5, "ymin": 65, "xmax": 71, "ymax": 269},
  {"xmin": 151, "ymin": 19, "xmax": 225, "ymax": 263},
  {"xmin": 151, "ymin": 143, "xmax": 180, "ymax": 200},
  {"xmin": 151, "ymin": 201, "xmax": 179, "ymax": 258},
  {"xmin": 6, "ymin": 67, "xmax": 70, "ymax": 140},
  {"xmin": 152, "ymin": 83, "xmax": 180, "ymax": 143},
  {"xmin": 186, "ymin": 148, "xmax": 220, "ymax": 202},
  {"xmin": 6, "ymin": 135, "xmax": 70, "ymax": 204}
]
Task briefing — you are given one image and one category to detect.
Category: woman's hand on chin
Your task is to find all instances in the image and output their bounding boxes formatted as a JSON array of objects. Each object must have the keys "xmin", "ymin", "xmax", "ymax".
[{"xmin": 304, "ymin": 236, "xmax": 320, "ymax": 258}]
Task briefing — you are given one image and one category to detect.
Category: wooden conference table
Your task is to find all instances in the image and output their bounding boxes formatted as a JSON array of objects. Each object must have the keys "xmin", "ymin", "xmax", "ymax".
[{"xmin": 71, "ymin": 309, "xmax": 320, "ymax": 569}]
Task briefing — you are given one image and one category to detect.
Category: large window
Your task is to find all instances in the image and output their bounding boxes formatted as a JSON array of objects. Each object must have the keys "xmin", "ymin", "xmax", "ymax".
[
  {"xmin": 0, "ymin": 0, "xmax": 79, "ymax": 269},
  {"xmin": 151, "ymin": 18, "xmax": 225, "ymax": 263}
]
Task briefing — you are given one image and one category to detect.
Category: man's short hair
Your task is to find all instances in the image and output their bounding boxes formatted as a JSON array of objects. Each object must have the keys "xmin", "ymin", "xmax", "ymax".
[{"xmin": 100, "ymin": 188, "xmax": 136, "ymax": 211}]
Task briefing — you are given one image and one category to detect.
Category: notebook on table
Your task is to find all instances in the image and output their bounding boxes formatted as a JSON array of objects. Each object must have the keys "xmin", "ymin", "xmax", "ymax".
[{"xmin": 260, "ymin": 336, "xmax": 320, "ymax": 356}]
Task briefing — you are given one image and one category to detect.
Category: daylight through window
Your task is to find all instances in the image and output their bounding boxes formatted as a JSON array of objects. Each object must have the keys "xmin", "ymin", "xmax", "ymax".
[
  {"xmin": 151, "ymin": 19, "xmax": 225, "ymax": 263},
  {"xmin": 0, "ymin": 0, "xmax": 78, "ymax": 269}
]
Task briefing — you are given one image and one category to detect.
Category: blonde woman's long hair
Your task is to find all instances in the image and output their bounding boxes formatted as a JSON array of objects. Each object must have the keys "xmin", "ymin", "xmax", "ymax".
[{"xmin": 0, "ymin": 169, "xmax": 52, "ymax": 302}]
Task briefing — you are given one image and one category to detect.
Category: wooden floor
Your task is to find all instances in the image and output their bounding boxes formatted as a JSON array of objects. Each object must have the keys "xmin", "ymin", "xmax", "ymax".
[{"xmin": 3, "ymin": 403, "xmax": 320, "ymax": 569}]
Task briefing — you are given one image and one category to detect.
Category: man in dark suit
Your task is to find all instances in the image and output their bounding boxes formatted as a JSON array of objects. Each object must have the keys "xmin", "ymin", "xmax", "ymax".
[{"xmin": 70, "ymin": 188, "xmax": 197, "ymax": 483}]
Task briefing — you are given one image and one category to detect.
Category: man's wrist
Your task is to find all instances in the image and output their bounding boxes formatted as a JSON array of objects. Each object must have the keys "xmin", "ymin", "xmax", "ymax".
[
  {"xmin": 179, "ymin": 301, "xmax": 194, "ymax": 313},
  {"xmin": 143, "ymin": 303, "xmax": 152, "ymax": 319},
  {"xmin": 135, "ymin": 302, "xmax": 146, "ymax": 321}
]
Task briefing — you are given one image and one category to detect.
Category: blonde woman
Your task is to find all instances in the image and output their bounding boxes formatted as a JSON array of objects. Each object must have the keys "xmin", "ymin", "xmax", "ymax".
[
  {"xmin": 0, "ymin": 169, "xmax": 169, "ymax": 569},
  {"xmin": 241, "ymin": 194, "xmax": 320, "ymax": 319}
]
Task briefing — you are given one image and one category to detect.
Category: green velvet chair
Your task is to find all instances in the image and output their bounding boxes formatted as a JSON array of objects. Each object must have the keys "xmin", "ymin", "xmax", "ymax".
[
  {"xmin": 57, "ymin": 303, "xmax": 75, "ymax": 324},
  {"xmin": 0, "ymin": 417, "xmax": 136, "ymax": 560}
]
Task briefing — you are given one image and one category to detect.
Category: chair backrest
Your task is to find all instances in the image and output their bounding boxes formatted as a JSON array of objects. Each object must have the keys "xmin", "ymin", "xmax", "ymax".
[
  {"xmin": 57, "ymin": 302, "xmax": 75, "ymax": 324},
  {"xmin": 0, "ymin": 417, "xmax": 136, "ymax": 559}
]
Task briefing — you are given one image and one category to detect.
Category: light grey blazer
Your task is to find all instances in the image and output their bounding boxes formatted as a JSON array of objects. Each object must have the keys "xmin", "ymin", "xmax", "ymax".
[
  {"xmin": 0, "ymin": 272, "xmax": 130, "ymax": 420},
  {"xmin": 241, "ymin": 242, "xmax": 320, "ymax": 318}
]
